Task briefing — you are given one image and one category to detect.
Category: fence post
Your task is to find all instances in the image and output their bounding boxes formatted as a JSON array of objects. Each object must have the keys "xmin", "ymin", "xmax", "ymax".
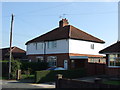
[
  {"xmin": 56, "ymin": 74, "xmax": 63, "ymax": 88},
  {"xmin": 16, "ymin": 70, "xmax": 21, "ymax": 80}
]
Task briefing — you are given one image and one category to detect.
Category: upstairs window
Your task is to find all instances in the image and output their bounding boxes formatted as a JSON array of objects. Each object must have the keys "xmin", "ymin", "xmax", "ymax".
[
  {"xmin": 37, "ymin": 43, "xmax": 43, "ymax": 50},
  {"xmin": 47, "ymin": 41, "xmax": 57, "ymax": 49},
  {"xmin": 33, "ymin": 43, "xmax": 37, "ymax": 50},
  {"xmin": 33, "ymin": 42, "xmax": 43, "ymax": 50},
  {"xmin": 91, "ymin": 44, "xmax": 94, "ymax": 49}
]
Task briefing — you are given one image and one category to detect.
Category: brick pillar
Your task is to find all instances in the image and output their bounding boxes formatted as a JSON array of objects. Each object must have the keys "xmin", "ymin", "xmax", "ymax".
[{"xmin": 56, "ymin": 74, "xmax": 63, "ymax": 88}]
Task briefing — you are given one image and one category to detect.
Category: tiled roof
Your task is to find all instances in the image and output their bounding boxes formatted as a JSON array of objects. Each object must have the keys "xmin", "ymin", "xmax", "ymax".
[
  {"xmin": 26, "ymin": 25, "xmax": 105, "ymax": 45},
  {"xmin": 99, "ymin": 41, "xmax": 120, "ymax": 54},
  {"xmin": 0, "ymin": 46, "xmax": 26, "ymax": 53},
  {"xmin": 0, "ymin": 46, "xmax": 27, "ymax": 60}
]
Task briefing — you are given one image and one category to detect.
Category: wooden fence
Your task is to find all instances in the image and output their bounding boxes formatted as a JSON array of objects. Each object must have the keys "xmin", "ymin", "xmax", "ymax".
[{"xmin": 85, "ymin": 63, "xmax": 106, "ymax": 75}]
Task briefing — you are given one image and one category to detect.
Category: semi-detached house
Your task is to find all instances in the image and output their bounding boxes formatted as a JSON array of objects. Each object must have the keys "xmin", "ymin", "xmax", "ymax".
[{"xmin": 25, "ymin": 19, "xmax": 105, "ymax": 69}]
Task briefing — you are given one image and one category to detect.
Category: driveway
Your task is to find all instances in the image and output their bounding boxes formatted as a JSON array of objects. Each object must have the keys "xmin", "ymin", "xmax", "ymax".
[{"xmin": 1, "ymin": 80, "xmax": 55, "ymax": 89}]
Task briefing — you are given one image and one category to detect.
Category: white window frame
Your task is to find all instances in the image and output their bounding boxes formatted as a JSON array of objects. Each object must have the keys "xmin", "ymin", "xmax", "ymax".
[
  {"xmin": 47, "ymin": 56, "xmax": 57, "ymax": 67},
  {"xmin": 36, "ymin": 56, "xmax": 44, "ymax": 62},
  {"xmin": 91, "ymin": 44, "xmax": 94, "ymax": 49},
  {"xmin": 47, "ymin": 41, "xmax": 57, "ymax": 49},
  {"xmin": 108, "ymin": 54, "xmax": 120, "ymax": 68},
  {"xmin": 37, "ymin": 42, "xmax": 43, "ymax": 50}
]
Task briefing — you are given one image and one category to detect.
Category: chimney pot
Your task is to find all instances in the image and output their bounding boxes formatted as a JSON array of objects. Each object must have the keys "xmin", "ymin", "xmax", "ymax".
[{"xmin": 59, "ymin": 19, "xmax": 69, "ymax": 28}]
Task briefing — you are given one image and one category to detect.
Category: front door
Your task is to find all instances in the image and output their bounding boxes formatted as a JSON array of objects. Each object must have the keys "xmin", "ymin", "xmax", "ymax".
[{"xmin": 64, "ymin": 60, "xmax": 68, "ymax": 70}]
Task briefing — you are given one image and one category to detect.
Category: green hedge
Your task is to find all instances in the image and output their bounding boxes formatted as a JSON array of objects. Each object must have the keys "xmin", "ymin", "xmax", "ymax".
[
  {"xmin": 1, "ymin": 60, "xmax": 21, "ymax": 79},
  {"xmin": 1, "ymin": 62, "xmax": 9, "ymax": 77},
  {"xmin": 21, "ymin": 62, "xmax": 48, "ymax": 74},
  {"xmin": 35, "ymin": 68, "xmax": 86, "ymax": 83}
]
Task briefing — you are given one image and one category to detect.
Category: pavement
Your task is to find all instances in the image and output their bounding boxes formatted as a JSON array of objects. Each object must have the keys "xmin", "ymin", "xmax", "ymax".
[
  {"xmin": 0, "ymin": 80, "xmax": 55, "ymax": 89},
  {"xmin": 0, "ymin": 75, "xmax": 107, "ymax": 89},
  {"xmin": 73, "ymin": 75, "xmax": 108, "ymax": 82}
]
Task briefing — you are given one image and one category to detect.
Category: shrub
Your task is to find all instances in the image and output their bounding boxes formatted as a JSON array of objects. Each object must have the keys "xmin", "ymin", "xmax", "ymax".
[
  {"xmin": 1, "ymin": 59, "xmax": 21, "ymax": 79},
  {"xmin": 35, "ymin": 68, "xmax": 86, "ymax": 83},
  {"xmin": 21, "ymin": 62, "xmax": 48, "ymax": 74},
  {"xmin": 11, "ymin": 59, "xmax": 21, "ymax": 79},
  {"xmin": 1, "ymin": 61, "xmax": 9, "ymax": 77}
]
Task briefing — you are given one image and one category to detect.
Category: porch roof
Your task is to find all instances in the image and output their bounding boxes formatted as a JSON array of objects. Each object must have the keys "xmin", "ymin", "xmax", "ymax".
[
  {"xmin": 70, "ymin": 56, "xmax": 88, "ymax": 59},
  {"xmin": 69, "ymin": 53, "xmax": 104, "ymax": 58}
]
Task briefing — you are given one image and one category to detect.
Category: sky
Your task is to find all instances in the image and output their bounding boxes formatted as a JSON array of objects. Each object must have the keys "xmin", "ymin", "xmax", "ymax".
[{"xmin": 2, "ymin": 1, "xmax": 119, "ymax": 50}]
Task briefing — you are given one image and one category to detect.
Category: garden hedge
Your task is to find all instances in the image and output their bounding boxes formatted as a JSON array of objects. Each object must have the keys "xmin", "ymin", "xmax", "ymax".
[
  {"xmin": 1, "ymin": 62, "xmax": 9, "ymax": 77},
  {"xmin": 21, "ymin": 62, "xmax": 48, "ymax": 74},
  {"xmin": 35, "ymin": 68, "xmax": 86, "ymax": 83},
  {"xmin": 1, "ymin": 60, "xmax": 21, "ymax": 79}
]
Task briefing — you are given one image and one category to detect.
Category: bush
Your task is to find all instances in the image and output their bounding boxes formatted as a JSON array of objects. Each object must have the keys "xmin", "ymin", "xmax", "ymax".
[
  {"xmin": 21, "ymin": 62, "xmax": 48, "ymax": 74},
  {"xmin": 35, "ymin": 68, "xmax": 86, "ymax": 83},
  {"xmin": 1, "ymin": 59, "xmax": 21, "ymax": 79},
  {"xmin": 11, "ymin": 59, "xmax": 21, "ymax": 79},
  {"xmin": 1, "ymin": 61, "xmax": 9, "ymax": 77}
]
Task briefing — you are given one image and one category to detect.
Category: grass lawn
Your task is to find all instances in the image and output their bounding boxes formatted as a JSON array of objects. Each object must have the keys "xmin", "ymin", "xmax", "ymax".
[
  {"xmin": 0, "ymin": 74, "xmax": 35, "ymax": 80},
  {"xmin": 103, "ymin": 80, "xmax": 120, "ymax": 85},
  {"xmin": 21, "ymin": 74, "xmax": 35, "ymax": 79}
]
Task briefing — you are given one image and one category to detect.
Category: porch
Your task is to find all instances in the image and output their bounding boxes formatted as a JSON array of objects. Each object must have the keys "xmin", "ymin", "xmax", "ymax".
[{"xmin": 69, "ymin": 56, "xmax": 88, "ymax": 69}]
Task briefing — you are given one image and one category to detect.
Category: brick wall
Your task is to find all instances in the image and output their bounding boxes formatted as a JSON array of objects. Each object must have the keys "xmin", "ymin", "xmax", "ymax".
[
  {"xmin": 56, "ymin": 78, "xmax": 120, "ymax": 88},
  {"xmin": 28, "ymin": 53, "xmax": 70, "ymax": 67}
]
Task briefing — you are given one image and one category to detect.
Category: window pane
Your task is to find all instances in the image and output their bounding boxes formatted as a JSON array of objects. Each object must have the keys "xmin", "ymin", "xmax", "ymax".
[
  {"xmin": 36, "ymin": 56, "xmax": 44, "ymax": 62},
  {"xmin": 116, "ymin": 54, "xmax": 120, "ymax": 66},
  {"xmin": 47, "ymin": 41, "xmax": 57, "ymax": 49},
  {"xmin": 109, "ymin": 54, "xmax": 120, "ymax": 67},
  {"xmin": 47, "ymin": 56, "xmax": 57, "ymax": 67},
  {"xmin": 37, "ymin": 43, "xmax": 43, "ymax": 50}
]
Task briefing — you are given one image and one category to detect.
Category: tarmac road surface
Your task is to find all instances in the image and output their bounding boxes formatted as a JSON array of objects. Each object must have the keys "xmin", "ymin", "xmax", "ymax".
[{"xmin": 0, "ymin": 80, "xmax": 55, "ymax": 89}]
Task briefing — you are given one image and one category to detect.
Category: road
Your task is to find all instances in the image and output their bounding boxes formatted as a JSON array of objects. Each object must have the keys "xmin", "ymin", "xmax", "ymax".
[{"xmin": 1, "ymin": 80, "xmax": 55, "ymax": 89}]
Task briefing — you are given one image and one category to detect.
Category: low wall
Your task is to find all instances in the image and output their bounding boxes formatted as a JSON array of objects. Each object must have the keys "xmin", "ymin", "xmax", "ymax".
[{"xmin": 56, "ymin": 78, "xmax": 120, "ymax": 88}]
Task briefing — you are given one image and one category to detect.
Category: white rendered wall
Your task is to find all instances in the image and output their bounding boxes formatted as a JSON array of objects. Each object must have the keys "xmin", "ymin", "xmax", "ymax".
[
  {"xmin": 46, "ymin": 39, "xmax": 69, "ymax": 54},
  {"xmin": 26, "ymin": 39, "xmax": 69, "ymax": 55},
  {"xmin": 69, "ymin": 39, "xmax": 104, "ymax": 55},
  {"xmin": 26, "ymin": 42, "xmax": 44, "ymax": 55},
  {"xmin": 26, "ymin": 39, "xmax": 104, "ymax": 55}
]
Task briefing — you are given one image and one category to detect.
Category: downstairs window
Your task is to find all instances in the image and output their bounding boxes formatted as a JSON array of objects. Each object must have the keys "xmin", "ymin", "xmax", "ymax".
[{"xmin": 108, "ymin": 54, "xmax": 120, "ymax": 67}]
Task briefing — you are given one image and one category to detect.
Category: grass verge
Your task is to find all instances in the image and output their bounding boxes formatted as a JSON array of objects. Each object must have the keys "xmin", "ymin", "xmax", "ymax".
[{"xmin": 103, "ymin": 80, "xmax": 120, "ymax": 85}]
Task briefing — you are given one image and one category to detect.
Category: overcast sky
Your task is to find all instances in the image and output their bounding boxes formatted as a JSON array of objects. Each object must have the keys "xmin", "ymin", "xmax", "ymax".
[{"xmin": 2, "ymin": 1, "xmax": 119, "ymax": 50}]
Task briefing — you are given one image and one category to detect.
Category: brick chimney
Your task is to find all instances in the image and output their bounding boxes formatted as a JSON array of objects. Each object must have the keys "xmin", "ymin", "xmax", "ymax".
[{"xmin": 59, "ymin": 18, "xmax": 69, "ymax": 28}]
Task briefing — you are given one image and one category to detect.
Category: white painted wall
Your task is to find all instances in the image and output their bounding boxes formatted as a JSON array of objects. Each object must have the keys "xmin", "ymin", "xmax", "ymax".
[
  {"xmin": 69, "ymin": 39, "xmax": 104, "ymax": 55},
  {"xmin": 46, "ymin": 39, "xmax": 69, "ymax": 54},
  {"xmin": 26, "ymin": 39, "xmax": 69, "ymax": 55},
  {"xmin": 26, "ymin": 39, "xmax": 104, "ymax": 55},
  {"xmin": 26, "ymin": 42, "xmax": 44, "ymax": 55}
]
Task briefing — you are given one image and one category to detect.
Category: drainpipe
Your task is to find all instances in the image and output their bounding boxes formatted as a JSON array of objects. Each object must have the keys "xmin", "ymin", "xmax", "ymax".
[{"xmin": 43, "ymin": 41, "xmax": 46, "ymax": 62}]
